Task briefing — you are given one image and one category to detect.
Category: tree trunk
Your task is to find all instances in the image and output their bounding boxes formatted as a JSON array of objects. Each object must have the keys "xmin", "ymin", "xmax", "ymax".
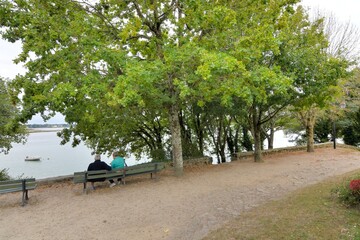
[
  {"xmin": 169, "ymin": 104, "xmax": 183, "ymax": 176},
  {"xmin": 251, "ymin": 107, "xmax": 263, "ymax": 162},
  {"xmin": 195, "ymin": 113, "xmax": 204, "ymax": 155},
  {"xmin": 242, "ymin": 126, "xmax": 253, "ymax": 151},
  {"xmin": 306, "ymin": 120, "xmax": 315, "ymax": 152},
  {"xmin": 254, "ymin": 124, "xmax": 263, "ymax": 162},
  {"xmin": 299, "ymin": 109, "xmax": 317, "ymax": 153},
  {"xmin": 268, "ymin": 127, "xmax": 274, "ymax": 150},
  {"xmin": 218, "ymin": 118, "xmax": 227, "ymax": 163}
]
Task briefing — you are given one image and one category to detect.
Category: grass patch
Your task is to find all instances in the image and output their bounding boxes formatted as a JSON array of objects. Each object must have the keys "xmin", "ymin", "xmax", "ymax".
[{"xmin": 204, "ymin": 171, "xmax": 360, "ymax": 240}]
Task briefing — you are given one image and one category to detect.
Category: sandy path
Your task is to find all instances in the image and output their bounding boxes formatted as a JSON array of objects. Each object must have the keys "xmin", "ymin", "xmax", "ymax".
[{"xmin": 0, "ymin": 147, "xmax": 359, "ymax": 240}]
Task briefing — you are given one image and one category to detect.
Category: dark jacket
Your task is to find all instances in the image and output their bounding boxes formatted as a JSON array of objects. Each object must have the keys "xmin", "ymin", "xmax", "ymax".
[
  {"xmin": 87, "ymin": 160, "xmax": 112, "ymax": 182},
  {"xmin": 87, "ymin": 160, "xmax": 112, "ymax": 171}
]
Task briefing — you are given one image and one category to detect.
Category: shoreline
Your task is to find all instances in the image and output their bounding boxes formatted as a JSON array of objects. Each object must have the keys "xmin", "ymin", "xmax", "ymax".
[{"xmin": 27, "ymin": 128, "xmax": 64, "ymax": 133}]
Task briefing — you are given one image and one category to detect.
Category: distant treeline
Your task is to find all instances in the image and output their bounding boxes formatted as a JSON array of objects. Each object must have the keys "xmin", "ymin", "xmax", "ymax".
[{"xmin": 27, "ymin": 124, "xmax": 69, "ymax": 128}]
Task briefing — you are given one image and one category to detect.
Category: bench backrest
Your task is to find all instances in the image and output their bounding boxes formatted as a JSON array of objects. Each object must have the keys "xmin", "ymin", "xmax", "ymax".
[
  {"xmin": 73, "ymin": 171, "xmax": 87, "ymax": 183},
  {"xmin": 73, "ymin": 162, "xmax": 165, "ymax": 183},
  {"xmin": 73, "ymin": 170, "xmax": 125, "ymax": 183},
  {"xmin": 0, "ymin": 178, "xmax": 37, "ymax": 194},
  {"xmin": 124, "ymin": 162, "xmax": 165, "ymax": 176}
]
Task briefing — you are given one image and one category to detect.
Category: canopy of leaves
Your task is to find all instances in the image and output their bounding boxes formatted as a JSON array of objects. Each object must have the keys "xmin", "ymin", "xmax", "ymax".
[
  {"xmin": 0, "ymin": 78, "xmax": 27, "ymax": 154},
  {"xmin": 0, "ymin": 0, "xmax": 352, "ymax": 162}
]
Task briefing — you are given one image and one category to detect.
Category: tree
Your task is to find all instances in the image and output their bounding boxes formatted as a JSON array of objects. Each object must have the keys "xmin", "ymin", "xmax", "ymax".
[
  {"xmin": 1, "ymin": 0, "xmax": 244, "ymax": 175},
  {"xmin": 283, "ymin": 8, "xmax": 359, "ymax": 152},
  {"xmin": 277, "ymin": 5, "xmax": 350, "ymax": 152},
  {"xmin": 0, "ymin": 77, "xmax": 27, "ymax": 154},
  {"xmin": 210, "ymin": 0, "xmax": 301, "ymax": 162},
  {"xmin": 3, "ymin": 0, "xmax": 347, "ymax": 166}
]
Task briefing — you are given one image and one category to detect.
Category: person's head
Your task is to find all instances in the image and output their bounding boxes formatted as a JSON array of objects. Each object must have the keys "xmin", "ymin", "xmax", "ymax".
[
  {"xmin": 112, "ymin": 151, "xmax": 119, "ymax": 158},
  {"xmin": 94, "ymin": 154, "xmax": 101, "ymax": 161}
]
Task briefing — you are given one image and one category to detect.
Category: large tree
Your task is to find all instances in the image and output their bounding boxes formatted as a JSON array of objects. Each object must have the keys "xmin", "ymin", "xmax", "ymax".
[
  {"xmin": 2, "ymin": 0, "xmax": 348, "ymax": 167},
  {"xmin": 276, "ymin": 5, "xmax": 350, "ymax": 152},
  {"xmin": 224, "ymin": 0, "xmax": 300, "ymax": 162},
  {"xmin": 1, "ymin": 0, "xmax": 245, "ymax": 175}
]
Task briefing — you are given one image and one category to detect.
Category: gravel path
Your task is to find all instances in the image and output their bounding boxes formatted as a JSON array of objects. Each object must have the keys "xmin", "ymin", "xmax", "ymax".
[{"xmin": 0, "ymin": 147, "xmax": 359, "ymax": 240}]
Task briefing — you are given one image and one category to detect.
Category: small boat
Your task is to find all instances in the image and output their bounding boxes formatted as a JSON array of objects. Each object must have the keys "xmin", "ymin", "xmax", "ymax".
[{"xmin": 25, "ymin": 156, "xmax": 41, "ymax": 161}]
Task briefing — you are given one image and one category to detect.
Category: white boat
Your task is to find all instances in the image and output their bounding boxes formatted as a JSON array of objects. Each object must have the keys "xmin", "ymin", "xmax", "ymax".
[{"xmin": 25, "ymin": 156, "xmax": 41, "ymax": 161}]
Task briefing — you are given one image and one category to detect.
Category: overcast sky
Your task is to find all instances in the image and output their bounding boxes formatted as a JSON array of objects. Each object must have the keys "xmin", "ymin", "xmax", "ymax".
[{"xmin": 1, "ymin": 0, "xmax": 359, "ymax": 123}]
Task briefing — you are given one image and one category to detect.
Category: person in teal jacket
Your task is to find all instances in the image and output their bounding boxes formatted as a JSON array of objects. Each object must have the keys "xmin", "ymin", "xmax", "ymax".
[
  {"xmin": 111, "ymin": 151, "xmax": 127, "ymax": 169},
  {"xmin": 111, "ymin": 151, "xmax": 127, "ymax": 183}
]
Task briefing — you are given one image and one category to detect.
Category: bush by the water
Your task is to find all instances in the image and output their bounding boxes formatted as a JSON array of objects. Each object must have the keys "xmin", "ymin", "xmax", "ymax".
[
  {"xmin": 0, "ymin": 168, "xmax": 11, "ymax": 181},
  {"xmin": 333, "ymin": 175, "xmax": 360, "ymax": 207}
]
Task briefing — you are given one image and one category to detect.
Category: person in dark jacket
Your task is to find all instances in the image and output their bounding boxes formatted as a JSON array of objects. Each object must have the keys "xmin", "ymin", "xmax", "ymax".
[{"xmin": 87, "ymin": 154, "xmax": 116, "ymax": 189}]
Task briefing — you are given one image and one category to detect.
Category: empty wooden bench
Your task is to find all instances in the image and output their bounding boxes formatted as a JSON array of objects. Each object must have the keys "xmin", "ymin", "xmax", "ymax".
[
  {"xmin": 121, "ymin": 162, "xmax": 165, "ymax": 184},
  {"xmin": 0, "ymin": 178, "xmax": 37, "ymax": 206},
  {"xmin": 73, "ymin": 162, "xmax": 165, "ymax": 193}
]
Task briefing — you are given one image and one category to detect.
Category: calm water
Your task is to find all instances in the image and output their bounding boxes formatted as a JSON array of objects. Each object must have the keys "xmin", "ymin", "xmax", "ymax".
[{"xmin": 0, "ymin": 129, "xmax": 148, "ymax": 179}]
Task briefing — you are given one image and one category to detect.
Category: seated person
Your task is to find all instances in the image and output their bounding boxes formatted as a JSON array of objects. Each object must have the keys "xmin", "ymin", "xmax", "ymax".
[
  {"xmin": 87, "ymin": 154, "xmax": 116, "ymax": 189},
  {"xmin": 111, "ymin": 151, "xmax": 127, "ymax": 183}
]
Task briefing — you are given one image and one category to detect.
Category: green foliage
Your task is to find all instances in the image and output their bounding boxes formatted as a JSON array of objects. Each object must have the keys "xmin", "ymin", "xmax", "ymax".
[
  {"xmin": 0, "ymin": 78, "xmax": 27, "ymax": 154},
  {"xmin": 333, "ymin": 174, "xmax": 360, "ymax": 208},
  {"xmin": 343, "ymin": 126, "xmax": 360, "ymax": 147},
  {"xmin": 342, "ymin": 107, "xmax": 360, "ymax": 146},
  {"xmin": 0, "ymin": 168, "xmax": 11, "ymax": 181},
  {"xmin": 149, "ymin": 148, "xmax": 169, "ymax": 162},
  {"xmin": 314, "ymin": 117, "xmax": 332, "ymax": 143},
  {"xmin": 340, "ymin": 68, "xmax": 360, "ymax": 146},
  {"xmin": 0, "ymin": 0, "xmax": 352, "ymax": 165}
]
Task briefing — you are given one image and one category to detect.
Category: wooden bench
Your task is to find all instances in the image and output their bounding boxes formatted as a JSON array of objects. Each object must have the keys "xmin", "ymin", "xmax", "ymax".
[
  {"xmin": 73, "ymin": 162, "xmax": 165, "ymax": 193},
  {"xmin": 0, "ymin": 178, "xmax": 37, "ymax": 206}
]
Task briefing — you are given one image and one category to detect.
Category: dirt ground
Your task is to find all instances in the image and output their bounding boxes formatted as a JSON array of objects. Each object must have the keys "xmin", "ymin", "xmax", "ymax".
[{"xmin": 1, "ymin": 147, "xmax": 360, "ymax": 240}]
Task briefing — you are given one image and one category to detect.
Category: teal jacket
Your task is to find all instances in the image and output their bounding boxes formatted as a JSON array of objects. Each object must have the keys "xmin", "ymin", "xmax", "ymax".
[{"xmin": 111, "ymin": 156, "xmax": 126, "ymax": 169}]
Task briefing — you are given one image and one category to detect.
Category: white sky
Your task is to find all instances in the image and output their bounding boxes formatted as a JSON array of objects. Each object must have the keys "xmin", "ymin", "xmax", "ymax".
[
  {"xmin": 1, "ymin": 0, "xmax": 359, "ymax": 123},
  {"xmin": 302, "ymin": 0, "xmax": 360, "ymax": 26}
]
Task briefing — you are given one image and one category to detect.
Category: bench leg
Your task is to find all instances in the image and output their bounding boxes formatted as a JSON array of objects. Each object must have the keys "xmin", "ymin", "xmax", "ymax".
[
  {"xmin": 83, "ymin": 182, "xmax": 89, "ymax": 194},
  {"xmin": 118, "ymin": 178, "xmax": 125, "ymax": 185},
  {"xmin": 122, "ymin": 171, "xmax": 126, "ymax": 185},
  {"xmin": 153, "ymin": 164, "xmax": 159, "ymax": 180},
  {"xmin": 151, "ymin": 172, "xmax": 159, "ymax": 180},
  {"xmin": 21, "ymin": 190, "xmax": 28, "ymax": 206}
]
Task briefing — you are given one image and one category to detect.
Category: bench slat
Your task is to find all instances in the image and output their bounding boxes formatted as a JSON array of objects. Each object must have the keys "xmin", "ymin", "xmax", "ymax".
[
  {"xmin": 0, "ymin": 183, "xmax": 37, "ymax": 192},
  {"xmin": 0, "ymin": 187, "xmax": 24, "ymax": 193},
  {"xmin": 0, "ymin": 179, "xmax": 36, "ymax": 193},
  {"xmin": 0, "ymin": 178, "xmax": 36, "ymax": 186}
]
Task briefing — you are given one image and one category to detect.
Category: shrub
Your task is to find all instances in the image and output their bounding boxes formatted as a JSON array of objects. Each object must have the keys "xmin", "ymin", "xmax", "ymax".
[
  {"xmin": 350, "ymin": 179, "xmax": 360, "ymax": 191},
  {"xmin": 0, "ymin": 168, "xmax": 11, "ymax": 181},
  {"xmin": 333, "ymin": 177, "xmax": 360, "ymax": 208}
]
